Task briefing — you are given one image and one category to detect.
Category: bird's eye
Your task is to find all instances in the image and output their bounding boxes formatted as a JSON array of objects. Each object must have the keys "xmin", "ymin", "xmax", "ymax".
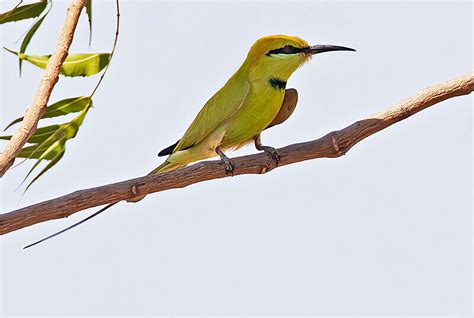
[{"xmin": 267, "ymin": 45, "xmax": 303, "ymax": 56}]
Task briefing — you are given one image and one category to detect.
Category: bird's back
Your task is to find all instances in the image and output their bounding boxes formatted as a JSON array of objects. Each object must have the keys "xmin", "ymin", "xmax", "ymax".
[{"xmin": 172, "ymin": 69, "xmax": 251, "ymax": 153}]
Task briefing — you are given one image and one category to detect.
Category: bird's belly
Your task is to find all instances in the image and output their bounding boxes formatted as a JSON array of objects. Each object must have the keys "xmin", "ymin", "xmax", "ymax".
[
  {"xmin": 221, "ymin": 91, "xmax": 284, "ymax": 147},
  {"xmin": 168, "ymin": 123, "xmax": 228, "ymax": 164}
]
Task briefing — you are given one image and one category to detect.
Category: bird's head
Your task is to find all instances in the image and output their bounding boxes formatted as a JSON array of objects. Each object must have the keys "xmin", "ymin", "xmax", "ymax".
[{"xmin": 244, "ymin": 35, "xmax": 355, "ymax": 82}]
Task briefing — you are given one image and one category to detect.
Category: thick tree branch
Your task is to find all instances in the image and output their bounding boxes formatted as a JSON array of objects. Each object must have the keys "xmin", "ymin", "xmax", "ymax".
[
  {"xmin": 0, "ymin": 0, "xmax": 87, "ymax": 177},
  {"xmin": 0, "ymin": 72, "xmax": 473, "ymax": 235}
]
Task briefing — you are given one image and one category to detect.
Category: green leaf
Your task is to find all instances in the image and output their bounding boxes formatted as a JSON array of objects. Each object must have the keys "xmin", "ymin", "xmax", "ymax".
[
  {"xmin": 18, "ymin": 140, "xmax": 59, "ymax": 160},
  {"xmin": 0, "ymin": 1, "xmax": 47, "ymax": 24},
  {"xmin": 4, "ymin": 48, "xmax": 110, "ymax": 77},
  {"xmin": 0, "ymin": 125, "xmax": 60, "ymax": 144},
  {"xmin": 86, "ymin": 0, "xmax": 92, "ymax": 44},
  {"xmin": 15, "ymin": 123, "xmax": 69, "ymax": 161},
  {"xmin": 22, "ymin": 139, "xmax": 65, "ymax": 192},
  {"xmin": 43, "ymin": 96, "xmax": 92, "ymax": 120},
  {"xmin": 28, "ymin": 109, "xmax": 89, "ymax": 189},
  {"xmin": 25, "ymin": 148, "xmax": 65, "ymax": 191},
  {"xmin": 26, "ymin": 124, "xmax": 62, "ymax": 144},
  {"xmin": 4, "ymin": 96, "xmax": 91, "ymax": 130},
  {"xmin": 19, "ymin": 11, "xmax": 49, "ymax": 74},
  {"xmin": 0, "ymin": 105, "xmax": 91, "ymax": 191}
]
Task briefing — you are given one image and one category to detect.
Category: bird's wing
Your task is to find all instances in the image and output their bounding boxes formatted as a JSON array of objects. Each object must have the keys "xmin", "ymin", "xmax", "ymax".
[{"xmin": 173, "ymin": 78, "xmax": 250, "ymax": 152}]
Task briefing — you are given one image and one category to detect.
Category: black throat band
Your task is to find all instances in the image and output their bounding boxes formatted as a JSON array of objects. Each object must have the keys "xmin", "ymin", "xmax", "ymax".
[{"xmin": 269, "ymin": 77, "xmax": 287, "ymax": 90}]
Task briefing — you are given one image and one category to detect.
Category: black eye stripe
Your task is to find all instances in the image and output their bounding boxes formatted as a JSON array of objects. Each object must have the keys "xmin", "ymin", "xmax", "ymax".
[{"xmin": 266, "ymin": 45, "xmax": 304, "ymax": 56}]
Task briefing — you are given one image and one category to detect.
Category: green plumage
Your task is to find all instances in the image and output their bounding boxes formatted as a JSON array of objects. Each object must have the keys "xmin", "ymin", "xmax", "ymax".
[{"xmin": 155, "ymin": 35, "xmax": 311, "ymax": 173}]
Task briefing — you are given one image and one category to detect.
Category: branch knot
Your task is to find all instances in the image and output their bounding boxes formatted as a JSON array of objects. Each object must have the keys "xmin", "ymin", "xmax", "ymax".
[{"xmin": 330, "ymin": 133, "xmax": 346, "ymax": 156}]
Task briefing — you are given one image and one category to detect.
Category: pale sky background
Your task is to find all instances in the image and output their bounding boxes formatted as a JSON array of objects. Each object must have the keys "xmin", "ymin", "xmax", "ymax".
[{"xmin": 0, "ymin": 0, "xmax": 472, "ymax": 316}]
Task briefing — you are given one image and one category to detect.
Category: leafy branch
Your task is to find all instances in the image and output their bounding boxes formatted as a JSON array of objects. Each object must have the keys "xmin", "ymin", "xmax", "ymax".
[
  {"xmin": 90, "ymin": 0, "xmax": 119, "ymax": 97},
  {"xmin": 0, "ymin": 0, "xmax": 87, "ymax": 177},
  {"xmin": 0, "ymin": 0, "xmax": 120, "ymax": 189},
  {"xmin": 0, "ymin": 72, "xmax": 472, "ymax": 235}
]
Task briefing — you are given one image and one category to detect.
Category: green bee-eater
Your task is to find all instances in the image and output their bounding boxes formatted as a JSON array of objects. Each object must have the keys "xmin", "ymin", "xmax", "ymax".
[
  {"xmin": 25, "ymin": 35, "xmax": 354, "ymax": 248},
  {"xmin": 154, "ymin": 34, "xmax": 354, "ymax": 173}
]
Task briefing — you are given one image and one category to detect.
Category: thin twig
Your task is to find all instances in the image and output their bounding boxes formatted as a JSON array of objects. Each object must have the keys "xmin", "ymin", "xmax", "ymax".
[
  {"xmin": 0, "ymin": 0, "xmax": 87, "ymax": 177},
  {"xmin": 15, "ymin": 1, "xmax": 53, "ymax": 44},
  {"xmin": 89, "ymin": 0, "xmax": 120, "ymax": 98},
  {"xmin": 0, "ymin": 72, "xmax": 472, "ymax": 235},
  {"xmin": 8, "ymin": 0, "xmax": 24, "ymax": 14}
]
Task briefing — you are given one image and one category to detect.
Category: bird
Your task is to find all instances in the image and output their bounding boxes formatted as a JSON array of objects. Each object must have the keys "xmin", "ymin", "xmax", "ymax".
[{"xmin": 24, "ymin": 35, "xmax": 355, "ymax": 249}]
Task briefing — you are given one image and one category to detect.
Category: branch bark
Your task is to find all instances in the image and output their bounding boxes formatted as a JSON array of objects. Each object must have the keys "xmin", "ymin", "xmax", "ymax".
[
  {"xmin": 1, "ymin": 72, "xmax": 473, "ymax": 235},
  {"xmin": 0, "ymin": 0, "xmax": 87, "ymax": 177}
]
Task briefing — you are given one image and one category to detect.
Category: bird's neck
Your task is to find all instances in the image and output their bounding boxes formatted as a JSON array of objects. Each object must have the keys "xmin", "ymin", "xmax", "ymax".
[
  {"xmin": 250, "ymin": 71, "xmax": 288, "ymax": 92},
  {"xmin": 246, "ymin": 64, "xmax": 293, "ymax": 88},
  {"xmin": 235, "ymin": 59, "xmax": 294, "ymax": 92}
]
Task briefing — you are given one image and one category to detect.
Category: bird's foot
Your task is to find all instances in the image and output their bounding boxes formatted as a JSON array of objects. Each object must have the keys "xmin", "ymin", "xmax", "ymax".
[
  {"xmin": 261, "ymin": 146, "xmax": 281, "ymax": 166},
  {"xmin": 222, "ymin": 157, "xmax": 234, "ymax": 174},
  {"xmin": 253, "ymin": 134, "xmax": 280, "ymax": 166},
  {"xmin": 215, "ymin": 146, "xmax": 234, "ymax": 175}
]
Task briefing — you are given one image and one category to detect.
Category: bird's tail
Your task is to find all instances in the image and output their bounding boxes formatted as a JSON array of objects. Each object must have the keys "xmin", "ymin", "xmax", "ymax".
[
  {"xmin": 23, "ymin": 202, "xmax": 119, "ymax": 249},
  {"xmin": 23, "ymin": 160, "xmax": 186, "ymax": 249},
  {"xmin": 148, "ymin": 160, "xmax": 186, "ymax": 175},
  {"xmin": 126, "ymin": 160, "xmax": 187, "ymax": 203}
]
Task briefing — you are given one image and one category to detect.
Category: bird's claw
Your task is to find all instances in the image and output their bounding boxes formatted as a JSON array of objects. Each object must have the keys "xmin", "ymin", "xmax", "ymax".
[
  {"xmin": 215, "ymin": 146, "xmax": 234, "ymax": 175},
  {"xmin": 223, "ymin": 158, "xmax": 234, "ymax": 174},
  {"xmin": 263, "ymin": 146, "xmax": 280, "ymax": 166}
]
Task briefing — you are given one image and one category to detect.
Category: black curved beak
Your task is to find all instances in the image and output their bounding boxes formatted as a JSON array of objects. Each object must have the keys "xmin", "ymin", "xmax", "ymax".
[{"xmin": 305, "ymin": 45, "xmax": 356, "ymax": 55}]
